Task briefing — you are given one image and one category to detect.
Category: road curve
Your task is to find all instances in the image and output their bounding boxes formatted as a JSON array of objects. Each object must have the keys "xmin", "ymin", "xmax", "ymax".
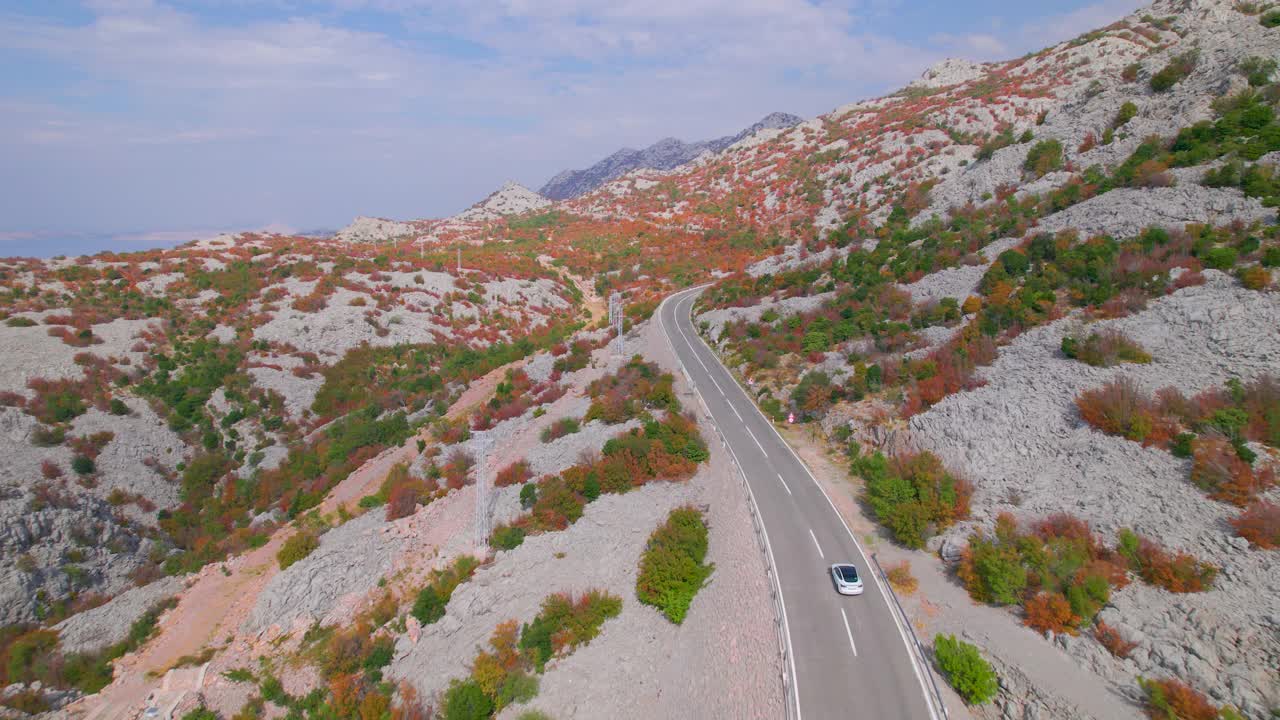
[{"xmin": 658, "ymin": 287, "xmax": 944, "ymax": 720}]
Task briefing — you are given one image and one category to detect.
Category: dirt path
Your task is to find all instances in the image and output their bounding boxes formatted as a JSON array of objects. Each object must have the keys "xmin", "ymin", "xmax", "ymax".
[
  {"xmin": 68, "ymin": 362, "xmax": 519, "ymax": 718},
  {"xmin": 778, "ymin": 425, "xmax": 1140, "ymax": 720},
  {"xmin": 537, "ymin": 253, "xmax": 605, "ymax": 326}
]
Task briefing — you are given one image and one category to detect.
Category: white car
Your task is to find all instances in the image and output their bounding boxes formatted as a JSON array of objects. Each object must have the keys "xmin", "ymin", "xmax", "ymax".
[{"xmin": 831, "ymin": 563, "xmax": 864, "ymax": 595}]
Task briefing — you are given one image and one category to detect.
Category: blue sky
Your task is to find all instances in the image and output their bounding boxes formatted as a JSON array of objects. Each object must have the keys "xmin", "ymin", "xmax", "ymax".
[{"xmin": 0, "ymin": 0, "xmax": 1143, "ymax": 256}]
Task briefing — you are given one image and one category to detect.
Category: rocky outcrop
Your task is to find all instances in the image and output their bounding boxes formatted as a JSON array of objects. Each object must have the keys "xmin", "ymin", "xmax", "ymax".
[
  {"xmin": 53, "ymin": 576, "xmax": 184, "ymax": 655},
  {"xmin": 450, "ymin": 181, "xmax": 552, "ymax": 223},
  {"xmin": 333, "ymin": 216, "xmax": 419, "ymax": 243},
  {"xmin": 540, "ymin": 112, "xmax": 803, "ymax": 200}
]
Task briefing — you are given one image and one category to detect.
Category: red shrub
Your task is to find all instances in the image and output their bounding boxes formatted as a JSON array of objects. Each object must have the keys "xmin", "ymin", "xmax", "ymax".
[
  {"xmin": 1093, "ymin": 620, "xmax": 1137, "ymax": 658},
  {"xmin": 0, "ymin": 391, "xmax": 25, "ymax": 407},
  {"xmin": 1129, "ymin": 535, "xmax": 1217, "ymax": 593},
  {"xmin": 442, "ymin": 449, "xmax": 475, "ymax": 490},
  {"xmin": 1230, "ymin": 500, "xmax": 1280, "ymax": 549},
  {"xmin": 385, "ymin": 482, "xmax": 421, "ymax": 521},
  {"xmin": 1076, "ymin": 377, "xmax": 1168, "ymax": 444},
  {"xmin": 494, "ymin": 460, "xmax": 532, "ymax": 488},
  {"xmin": 40, "ymin": 460, "xmax": 62, "ymax": 479},
  {"xmin": 1171, "ymin": 269, "xmax": 1206, "ymax": 291}
]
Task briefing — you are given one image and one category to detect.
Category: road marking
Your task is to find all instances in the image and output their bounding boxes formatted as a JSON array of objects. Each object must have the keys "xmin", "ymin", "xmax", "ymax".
[
  {"xmin": 808, "ymin": 528, "xmax": 824, "ymax": 558},
  {"xmin": 668, "ymin": 288, "xmax": 943, "ymax": 720},
  {"xmin": 841, "ymin": 608, "xmax": 858, "ymax": 657},
  {"xmin": 745, "ymin": 426, "xmax": 768, "ymax": 457},
  {"xmin": 777, "ymin": 472, "xmax": 792, "ymax": 495},
  {"xmin": 658, "ymin": 289, "xmax": 802, "ymax": 720},
  {"xmin": 730, "ymin": 403, "xmax": 744, "ymax": 422}
]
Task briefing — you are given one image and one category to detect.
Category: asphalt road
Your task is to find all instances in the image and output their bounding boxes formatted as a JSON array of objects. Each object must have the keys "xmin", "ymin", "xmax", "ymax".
[{"xmin": 659, "ymin": 288, "xmax": 943, "ymax": 720}]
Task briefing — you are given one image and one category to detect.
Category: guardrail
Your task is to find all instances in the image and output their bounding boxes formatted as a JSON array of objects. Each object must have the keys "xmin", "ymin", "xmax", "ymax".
[
  {"xmin": 870, "ymin": 553, "xmax": 950, "ymax": 720},
  {"xmin": 661, "ymin": 292, "xmax": 796, "ymax": 720}
]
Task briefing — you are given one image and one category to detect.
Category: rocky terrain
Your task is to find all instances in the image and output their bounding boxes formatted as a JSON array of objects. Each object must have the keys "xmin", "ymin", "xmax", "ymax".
[
  {"xmin": 539, "ymin": 112, "xmax": 804, "ymax": 200},
  {"xmin": 1, "ymin": 0, "xmax": 1277, "ymax": 718}
]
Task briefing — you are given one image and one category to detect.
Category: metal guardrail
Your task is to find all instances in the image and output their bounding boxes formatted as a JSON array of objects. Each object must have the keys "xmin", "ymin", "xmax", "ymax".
[
  {"xmin": 660, "ymin": 292, "xmax": 796, "ymax": 720},
  {"xmin": 870, "ymin": 553, "xmax": 950, "ymax": 720},
  {"xmin": 685, "ymin": 376, "xmax": 796, "ymax": 720}
]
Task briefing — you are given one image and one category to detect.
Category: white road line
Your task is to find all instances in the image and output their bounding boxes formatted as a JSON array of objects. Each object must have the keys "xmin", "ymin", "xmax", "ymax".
[
  {"xmin": 808, "ymin": 528, "xmax": 824, "ymax": 558},
  {"xmin": 745, "ymin": 426, "xmax": 768, "ymax": 457},
  {"xmin": 777, "ymin": 472, "xmax": 793, "ymax": 495},
  {"xmin": 672, "ymin": 289, "xmax": 943, "ymax": 720},
  {"xmin": 730, "ymin": 403, "xmax": 744, "ymax": 422},
  {"xmin": 841, "ymin": 608, "xmax": 858, "ymax": 657}
]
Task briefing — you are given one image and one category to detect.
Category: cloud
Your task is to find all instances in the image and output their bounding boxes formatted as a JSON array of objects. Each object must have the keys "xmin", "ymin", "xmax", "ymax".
[{"xmin": 0, "ymin": 0, "xmax": 1139, "ymax": 247}]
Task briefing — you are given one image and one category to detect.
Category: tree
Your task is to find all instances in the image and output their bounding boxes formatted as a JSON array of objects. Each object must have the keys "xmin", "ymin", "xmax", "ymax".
[{"xmin": 442, "ymin": 679, "xmax": 493, "ymax": 720}]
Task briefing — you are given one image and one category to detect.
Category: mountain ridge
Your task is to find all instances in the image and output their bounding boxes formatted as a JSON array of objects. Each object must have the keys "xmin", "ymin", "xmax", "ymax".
[{"xmin": 539, "ymin": 111, "xmax": 804, "ymax": 200}]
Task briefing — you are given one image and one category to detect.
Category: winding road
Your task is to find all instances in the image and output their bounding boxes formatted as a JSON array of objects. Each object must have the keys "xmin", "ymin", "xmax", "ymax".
[{"xmin": 659, "ymin": 287, "xmax": 945, "ymax": 720}]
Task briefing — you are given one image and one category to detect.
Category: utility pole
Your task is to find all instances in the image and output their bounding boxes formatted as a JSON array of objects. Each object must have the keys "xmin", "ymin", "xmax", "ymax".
[{"xmin": 457, "ymin": 246, "xmax": 462, "ymax": 273}]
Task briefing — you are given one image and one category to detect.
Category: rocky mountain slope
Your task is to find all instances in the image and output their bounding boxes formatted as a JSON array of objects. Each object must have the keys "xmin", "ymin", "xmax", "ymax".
[
  {"xmin": 2, "ymin": 0, "xmax": 1277, "ymax": 718},
  {"xmin": 538, "ymin": 112, "xmax": 804, "ymax": 200}
]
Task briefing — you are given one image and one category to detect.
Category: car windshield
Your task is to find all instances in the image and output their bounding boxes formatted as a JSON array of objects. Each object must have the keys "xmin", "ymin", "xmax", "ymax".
[{"xmin": 838, "ymin": 566, "xmax": 858, "ymax": 581}]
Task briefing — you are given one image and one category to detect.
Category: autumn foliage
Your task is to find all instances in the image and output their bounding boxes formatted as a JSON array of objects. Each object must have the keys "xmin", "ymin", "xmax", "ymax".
[{"xmin": 1230, "ymin": 500, "xmax": 1280, "ymax": 549}]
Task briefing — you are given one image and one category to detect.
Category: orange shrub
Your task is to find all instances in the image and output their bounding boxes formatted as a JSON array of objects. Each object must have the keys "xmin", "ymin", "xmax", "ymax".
[
  {"xmin": 1122, "ymin": 532, "xmax": 1217, "ymax": 593},
  {"xmin": 1094, "ymin": 620, "xmax": 1138, "ymax": 658},
  {"xmin": 1190, "ymin": 436, "xmax": 1273, "ymax": 506},
  {"xmin": 1023, "ymin": 591, "xmax": 1078, "ymax": 635},
  {"xmin": 494, "ymin": 460, "xmax": 532, "ymax": 488},
  {"xmin": 1139, "ymin": 677, "xmax": 1219, "ymax": 720},
  {"xmin": 1230, "ymin": 500, "xmax": 1280, "ymax": 549},
  {"xmin": 1075, "ymin": 377, "xmax": 1170, "ymax": 444}
]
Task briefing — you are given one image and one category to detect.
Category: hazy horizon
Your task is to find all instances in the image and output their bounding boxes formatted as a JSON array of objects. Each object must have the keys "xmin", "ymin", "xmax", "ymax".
[{"xmin": 1, "ymin": 0, "xmax": 1143, "ymax": 257}]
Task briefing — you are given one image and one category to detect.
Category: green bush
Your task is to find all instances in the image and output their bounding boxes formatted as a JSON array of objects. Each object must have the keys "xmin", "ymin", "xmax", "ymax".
[
  {"xmin": 4, "ymin": 316, "xmax": 37, "ymax": 327},
  {"xmin": 933, "ymin": 634, "xmax": 998, "ymax": 705},
  {"xmin": 180, "ymin": 708, "xmax": 219, "ymax": 720},
  {"xmin": 412, "ymin": 555, "xmax": 481, "ymax": 624},
  {"xmin": 1261, "ymin": 9, "xmax": 1280, "ymax": 27},
  {"xmin": 519, "ymin": 483, "xmax": 537, "ymax": 509},
  {"xmin": 1113, "ymin": 101, "xmax": 1138, "ymax": 128},
  {"xmin": 1023, "ymin": 139, "xmax": 1063, "ymax": 177},
  {"xmin": 442, "ymin": 679, "xmax": 493, "ymax": 720},
  {"xmin": 1238, "ymin": 56, "xmax": 1277, "ymax": 87},
  {"xmin": 859, "ymin": 452, "xmax": 970, "ymax": 549},
  {"xmin": 1150, "ymin": 50, "xmax": 1199, "ymax": 92},
  {"xmin": 491, "ymin": 524, "xmax": 526, "ymax": 550},
  {"xmin": 276, "ymin": 531, "xmax": 319, "ymax": 570},
  {"xmin": 635, "ymin": 507, "xmax": 714, "ymax": 624},
  {"xmin": 109, "ymin": 398, "xmax": 130, "ymax": 416},
  {"xmin": 519, "ymin": 590, "xmax": 622, "ymax": 672},
  {"xmin": 71, "ymin": 455, "xmax": 95, "ymax": 475}
]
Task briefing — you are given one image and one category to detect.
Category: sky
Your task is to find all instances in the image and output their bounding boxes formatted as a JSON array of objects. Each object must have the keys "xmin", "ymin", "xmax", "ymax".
[{"xmin": 0, "ymin": 0, "xmax": 1144, "ymax": 257}]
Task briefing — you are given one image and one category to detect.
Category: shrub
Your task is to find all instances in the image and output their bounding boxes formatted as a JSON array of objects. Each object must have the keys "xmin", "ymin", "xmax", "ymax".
[
  {"xmin": 1061, "ymin": 329, "xmax": 1151, "ymax": 367},
  {"xmin": 276, "ymin": 531, "xmax": 320, "ymax": 570},
  {"xmin": 519, "ymin": 483, "xmax": 537, "ymax": 510},
  {"xmin": 1150, "ymin": 50, "xmax": 1199, "ymax": 92},
  {"xmin": 1118, "ymin": 529, "xmax": 1217, "ymax": 593},
  {"xmin": 181, "ymin": 708, "xmax": 218, "ymax": 720},
  {"xmin": 491, "ymin": 523, "xmax": 526, "ymax": 551},
  {"xmin": 1024, "ymin": 139, "xmax": 1064, "ymax": 178},
  {"xmin": 933, "ymin": 634, "xmax": 998, "ymax": 705},
  {"xmin": 1114, "ymin": 101, "xmax": 1139, "ymax": 128},
  {"xmin": 109, "ymin": 398, "xmax": 130, "ymax": 415},
  {"xmin": 1023, "ymin": 592, "xmax": 1077, "ymax": 635},
  {"xmin": 1190, "ymin": 436, "xmax": 1272, "ymax": 505},
  {"xmin": 495, "ymin": 460, "xmax": 532, "ymax": 487},
  {"xmin": 1139, "ymin": 677, "xmax": 1219, "ymax": 720},
  {"xmin": 442, "ymin": 679, "xmax": 493, "ymax": 720},
  {"xmin": 5, "ymin": 316, "xmax": 37, "ymax": 327},
  {"xmin": 412, "ymin": 555, "xmax": 481, "ymax": 624},
  {"xmin": 1238, "ymin": 56, "xmax": 1278, "ymax": 87},
  {"xmin": 1076, "ymin": 377, "xmax": 1166, "ymax": 444},
  {"xmin": 40, "ymin": 460, "xmax": 62, "ymax": 479},
  {"xmin": 1260, "ymin": 9, "xmax": 1280, "ymax": 28},
  {"xmin": 1238, "ymin": 265, "xmax": 1271, "ymax": 290},
  {"xmin": 636, "ymin": 507, "xmax": 714, "ymax": 624},
  {"xmin": 859, "ymin": 451, "xmax": 972, "ymax": 549},
  {"xmin": 71, "ymin": 455, "xmax": 95, "ymax": 475},
  {"xmin": 540, "ymin": 417, "xmax": 581, "ymax": 443},
  {"xmin": 885, "ymin": 561, "xmax": 918, "ymax": 595},
  {"xmin": 1094, "ymin": 621, "xmax": 1138, "ymax": 658},
  {"xmin": 519, "ymin": 590, "xmax": 621, "ymax": 672},
  {"xmin": 1230, "ymin": 500, "xmax": 1280, "ymax": 549}
]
